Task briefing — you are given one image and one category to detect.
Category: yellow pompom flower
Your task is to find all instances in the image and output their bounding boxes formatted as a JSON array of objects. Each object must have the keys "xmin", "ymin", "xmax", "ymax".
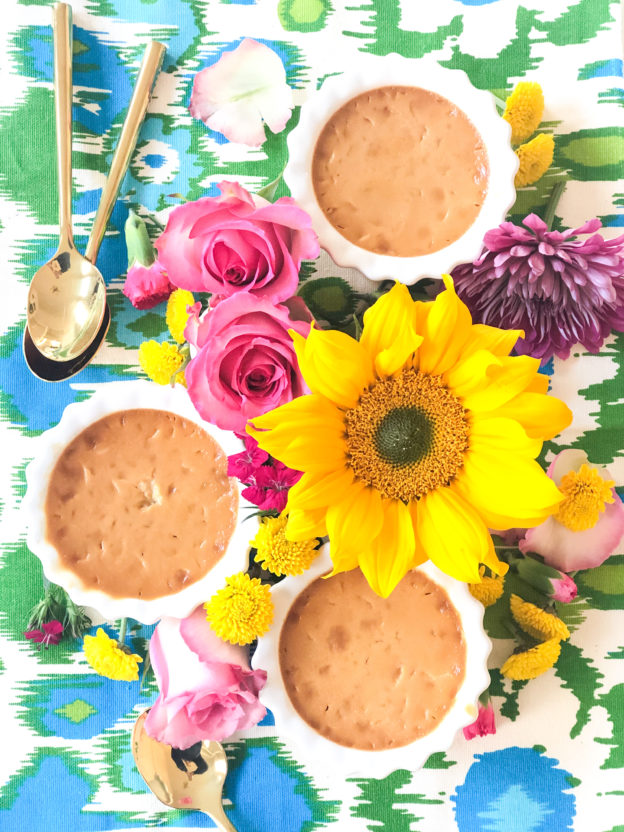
[
  {"xmin": 510, "ymin": 594, "xmax": 570, "ymax": 641},
  {"xmin": 138, "ymin": 340, "xmax": 186, "ymax": 387},
  {"xmin": 503, "ymin": 81, "xmax": 545, "ymax": 145},
  {"xmin": 555, "ymin": 463, "xmax": 615, "ymax": 532},
  {"xmin": 204, "ymin": 573, "xmax": 274, "ymax": 646},
  {"xmin": 469, "ymin": 566, "xmax": 505, "ymax": 607},
  {"xmin": 252, "ymin": 515, "xmax": 319, "ymax": 577},
  {"xmin": 166, "ymin": 289, "xmax": 195, "ymax": 344},
  {"xmin": 248, "ymin": 278, "xmax": 571, "ymax": 598},
  {"xmin": 515, "ymin": 133, "xmax": 555, "ymax": 188},
  {"xmin": 501, "ymin": 637, "xmax": 561, "ymax": 680},
  {"xmin": 83, "ymin": 628, "xmax": 142, "ymax": 682}
]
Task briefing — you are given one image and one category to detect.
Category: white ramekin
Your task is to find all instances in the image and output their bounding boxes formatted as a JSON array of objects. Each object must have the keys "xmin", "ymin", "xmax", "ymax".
[
  {"xmin": 285, "ymin": 56, "xmax": 517, "ymax": 285},
  {"xmin": 253, "ymin": 544, "xmax": 491, "ymax": 778},
  {"xmin": 23, "ymin": 380, "xmax": 255, "ymax": 624}
]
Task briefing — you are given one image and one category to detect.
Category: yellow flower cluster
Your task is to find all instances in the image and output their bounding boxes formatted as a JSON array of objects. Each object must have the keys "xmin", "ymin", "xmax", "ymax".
[
  {"xmin": 83, "ymin": 628, "xmax": 142, "ymax": 682},
  {"xmin": 501, "ymin": 594, "xmax": 569, "ymax": 681},
  {"xmin": 555, "ymin": 463, "xmax": 614, "ymax": 532},
  {"xmin": 469, "ymin": 566, "xmax": 505, "ymax": 607},
  {"xmin": 252, "ymin": 515, "xmax": 319, "ymax": 577},
  {"xmin": 166, "ymin": 289, "xmax": 195, "ymax": 344},
  {"xmin": 204, "ymin": 572, "xmax": 274, "ymax": 646},
  {"xmin": 502, "ymin": 81, "xmax": 555, "ymax": 188},
  {"xmin": 138, "ymin": 341, "xmax": 187, "ymax": 387}
]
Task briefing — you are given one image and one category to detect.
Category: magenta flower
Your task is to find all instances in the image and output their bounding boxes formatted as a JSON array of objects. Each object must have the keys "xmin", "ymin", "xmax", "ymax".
[
  {"xmin": 513, "ymin": 554, "xmax": 578, "ymax": 603},
  {"xmin": 228, "ymin": 435, "xmax": 269, "ymax": 482},
  {"xmin": 24, "ymin": 620, "xmax": 63, "ymax": 648},
  {"xmin": 242, "ymin": 461, "xmax": 301, "ymax": 512},
  {"xmin": 452, "ymin": 214, "xmax": 624, "ymax": 361},
  {"xmin": 550, "ymin": 574, "xmax": 578, "ymax": 603},
  {"xmin": 463, "ymin": 702, "xmax": 496, "ymax": 740}
]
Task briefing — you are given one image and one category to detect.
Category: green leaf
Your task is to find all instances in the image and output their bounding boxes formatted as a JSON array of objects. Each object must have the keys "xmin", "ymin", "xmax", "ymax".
[
  {"xmin": 298, "ymin": 277, "xmax": 356, "ymax": 326},
  {"xmin": 256, "ymin": 171, "xmax": 284, "ymax": 202},
  {"xmin": 555, "ymin": 640, "xmax": 604, "ymax": 738}
]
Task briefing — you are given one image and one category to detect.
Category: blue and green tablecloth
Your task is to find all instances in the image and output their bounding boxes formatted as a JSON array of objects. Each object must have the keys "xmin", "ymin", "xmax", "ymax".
[{"xmin": 1, "ymin": 0, "xmax": 624, "ymax": 829}]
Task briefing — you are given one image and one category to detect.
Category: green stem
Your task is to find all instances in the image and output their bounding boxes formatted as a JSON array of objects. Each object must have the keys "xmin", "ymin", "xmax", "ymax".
[
  {"xmin": 118, "ymin": 617, "xmax": 127, "ymax": 645},
  {"xmin": 492, "ymin": 93, "xmax": 507, "ymax": 111},
  {"xmin": 542, "ymin": 181, "xmax": 566, "ymax": 231}
]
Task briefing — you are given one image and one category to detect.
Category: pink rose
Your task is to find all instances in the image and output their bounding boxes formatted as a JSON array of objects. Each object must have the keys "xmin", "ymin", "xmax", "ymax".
[
  {"xmin": 155, "ymin": 181, "xmax": 319, "ymax": 303},
  {"xmin": 184, "ymin": 294, "xmax": 311, "ymax": 433},
  {"xmin": 145, "ymin": 607, "xmax": 267, "ymax": 749},
  {"xmin": 122, "ymin": 260, "xmax": 173, "ymax": 309}
]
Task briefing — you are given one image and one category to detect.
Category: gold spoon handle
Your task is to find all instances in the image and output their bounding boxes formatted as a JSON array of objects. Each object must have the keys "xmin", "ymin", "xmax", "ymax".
[
  {"xmin": 52, "ymin": 2, "xmax": 74, "ymax": 248},
  {"xmin": 202, "ymin": 808, "xmax": 238, "ymax": 832},
  {"xmin": 85, "ymin": 40, "xmax": 166, "ymax": 263}
]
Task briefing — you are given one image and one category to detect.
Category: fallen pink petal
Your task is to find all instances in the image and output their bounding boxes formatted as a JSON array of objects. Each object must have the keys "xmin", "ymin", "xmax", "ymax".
[{"xmin": 463, "ymin": 702, "xmax": 496, "ymax": 740}]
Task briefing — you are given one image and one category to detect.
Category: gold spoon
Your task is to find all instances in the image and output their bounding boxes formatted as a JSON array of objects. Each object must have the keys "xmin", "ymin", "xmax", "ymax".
[
  {"xmin": 24, "ymin": 3, "xmax": 166, "ymax": 374},
  {"xmin": 132, "ymin": 710, "xmax": 238, "ymax": 831}
]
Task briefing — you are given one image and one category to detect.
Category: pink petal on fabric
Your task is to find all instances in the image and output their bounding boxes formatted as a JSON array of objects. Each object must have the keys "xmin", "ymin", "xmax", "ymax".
[
  {"xmin": 189, "ymin": 39, "xmax": 293, "ymax": 147},
  {"xmin": 463, "ymin": 703, "xmax": 496, "ymax": 740}
]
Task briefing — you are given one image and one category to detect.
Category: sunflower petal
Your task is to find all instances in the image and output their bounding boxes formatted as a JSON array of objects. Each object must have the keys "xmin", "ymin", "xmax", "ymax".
[
  {"xmin": 361, "ymin": 283, "xmax": 423, "ymax": 376},
  {"xmin": 456, "ymin": 448, "xmax": 564, "ymax": 528},
  {"xmin": 359, "ymin": 498, "xmax": 416, "ymax": 597},
  {"xmin": 490, "ymin": 391, "xmax": 572, "ymax": 439},
  {"xmin": 470, "ymin": 415, "xmax": 543, "ymax": 459},
  {"xmin": 291, "ymin": 328, "xmax": 374, "ymax": 409},
  {"xmin": 463, "ymin": 323, "xmax": 523, "ymax": 358},
  {"xmin": 444, "ymin": 349, "xmax": 500, "ymax": 400},
  {"xmin": 286, "ymin": 507, "xmax": 327, "ymax": 540},
  {"xmin": 286, "ymin": 467, "xmax": 355, "ymax": 511},
  {"xmin": 462, "ymin": 355, "xmax": 542, "ymax": 412},
  {"xmin": 417, "ymin": 275, "xmax": 472, "ymax": 375},
  {"xmin": 326, "ymin": 483, "xmax": 384, "ymax": 572},
  {"xmin": 416, "ymin": 487, "xmax": 492, "ymax": 583}
]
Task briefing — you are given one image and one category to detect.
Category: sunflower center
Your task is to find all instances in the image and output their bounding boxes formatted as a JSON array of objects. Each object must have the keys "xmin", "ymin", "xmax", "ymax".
[
  {"xmin": 345, "ymin": 368, "xmax": 470, "ymax": 502},
  {"xmin": 555, "ymin": 463, "xmax": 614, "ymax": 531},
  {"xmin": 374, "ymin": 407, "xmax": 433, "ymax": 467}
]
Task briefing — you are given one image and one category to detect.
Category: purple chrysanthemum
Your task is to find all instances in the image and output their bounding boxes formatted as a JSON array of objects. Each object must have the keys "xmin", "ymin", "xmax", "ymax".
[{"xmin": 452, "ymin": 213, "xmax": 624, "ymax": 361}]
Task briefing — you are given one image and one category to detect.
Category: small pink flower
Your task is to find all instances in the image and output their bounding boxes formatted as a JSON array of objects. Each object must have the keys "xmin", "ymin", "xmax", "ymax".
[
  {"xmin": 123, "ymin": 260, "xmax": 173, "ymax": 310},
  {"xmin": 155, "ymin": 181, "xmax": 319, "ymax": 303},
  {"xmin": 550, "ymin": 575, "xmax": 578, "ymax": 603},
  {"xmin": 242, "ymin": 461, "xmax": 301, "ymax": 513},
  {"xmin": 520, "ymin": 449, "xmax": 624, "ymax": 572},
  {"xmin": 24, "ymin": 620, "xmax": 63, "ymax": 649},
  {"xmin": 463, "ymin": 702, "xmax": 496, "ymax": 740},
  {"xmin": 145, "ymin": 607, "xmax": 266, "ymax": 749},
  {"xmin": 189, "ymin": 39, "xmax": 293, "ymax": 147},
  {"xmin": 184, "ymin": 294, "xmax": 310, "ymax": 433},
  {"xmin": 228, "ymin": 435, "xmax": 269, "ymax": 483}
]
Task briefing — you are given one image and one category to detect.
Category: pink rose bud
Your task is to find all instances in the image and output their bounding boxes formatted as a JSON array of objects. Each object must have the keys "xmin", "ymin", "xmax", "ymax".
[
  {"xmin": 550, "ymin": 574, "xmax": 578, "ymax": 603},
  {"xmin": 513, "ymin": 554, "xmax": 577, "ymax": 603},
  {"xmin": 123, "ymin": 261, "xmax": 173, "ymax": 310},
  {"xmin": 463, "ymin": 702, "xmax": 496, "ymax": 740}
]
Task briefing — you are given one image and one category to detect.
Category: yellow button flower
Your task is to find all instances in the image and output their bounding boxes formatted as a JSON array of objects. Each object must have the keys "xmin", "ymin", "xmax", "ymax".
[
  {"xmin": 248, "ymin": 278, "xmax": 571, "ymax": 598},
  {"xmin": 501, "ymin": 638, "xmax": 561, "ymax": 681},
  {"xmin": 515, "ymin": 133, "xmax": 555, "ymax": 188},
  {"xmin": 510, "ymin": 594, "xmax": 570, "ymax": 641},
  {"xmin": 469, "ymin": 567, "xmax": 505, "ymax": 607},
  {"xmin": 555, "ymin": 463, "xmax": 615, "ymax": 531},
  {"xmin": 503, "ymin": 81, "xmax": 544, "ymax": 145},
  {"xmin": 166, "ymin": 289, "xmax": 195, "ymax": 344},
  {"xmin": 83, "ymin": 628, "xmax": 142, "ymax": 682},
  {"xmin": 252, "ymin": 514, "xmax": 319, "ymax": 577},
  {"xmin": 138, "ymin": 340, "xmax": 187, "ymax": 387},
  {"xmin": 204, "ymin": 572, "xmax": 273, "ymax": 646}
]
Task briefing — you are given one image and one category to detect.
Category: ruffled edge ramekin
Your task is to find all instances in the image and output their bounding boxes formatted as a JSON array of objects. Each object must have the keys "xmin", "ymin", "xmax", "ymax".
[
  {"xmin": 285, "ymin": 55, "xmax": 517, "ymax": 285},
  {"xmin": 22, "ymin": 380, "xmax": 254, "ymax": 625},
  {"xmin": 253, "ymin": 544, "xmax": 491, "ymax": 778}
]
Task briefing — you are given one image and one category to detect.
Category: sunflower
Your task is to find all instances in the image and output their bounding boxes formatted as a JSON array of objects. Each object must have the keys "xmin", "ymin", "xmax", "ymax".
[{"xmin": 248, "ymin": 278, "xmax": 572, "ymax": 597}]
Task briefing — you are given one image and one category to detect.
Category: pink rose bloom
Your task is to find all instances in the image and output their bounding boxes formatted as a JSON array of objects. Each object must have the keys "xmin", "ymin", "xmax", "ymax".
[
  {"xmin": 155, "ymin": 181, "xmax": 319, "ymax": 303},
  {"xmin": 463, "ymin": 702, "xmax": 496, "ymax": 740},
  {"xmin": 123, "ymin": 260, "xmax": 173, "ymax": 309},
  {"xmin": 184, "ymin": 294, "xmax": 311, "ymax": 433},
  {"xmin": 520, "ymin": 449, "xmax": 624, "ymax": 572},
  {"xmin": 145, "ymin": 607, "xmax": 267, "ymax": 749}
]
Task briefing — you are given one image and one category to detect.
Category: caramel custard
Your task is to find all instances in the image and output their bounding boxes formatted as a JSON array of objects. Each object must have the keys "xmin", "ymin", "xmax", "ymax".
[
  {"xmin": 312, "ymin": 85, "xmax": 489, "ymax": 257},
  {"xmin": 279, "ymin": 568, "xmax": 466, "ymax": 750},
  {"xmin": 45, "ymin": 409, "xmax": 238, "ymax": 599}
]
